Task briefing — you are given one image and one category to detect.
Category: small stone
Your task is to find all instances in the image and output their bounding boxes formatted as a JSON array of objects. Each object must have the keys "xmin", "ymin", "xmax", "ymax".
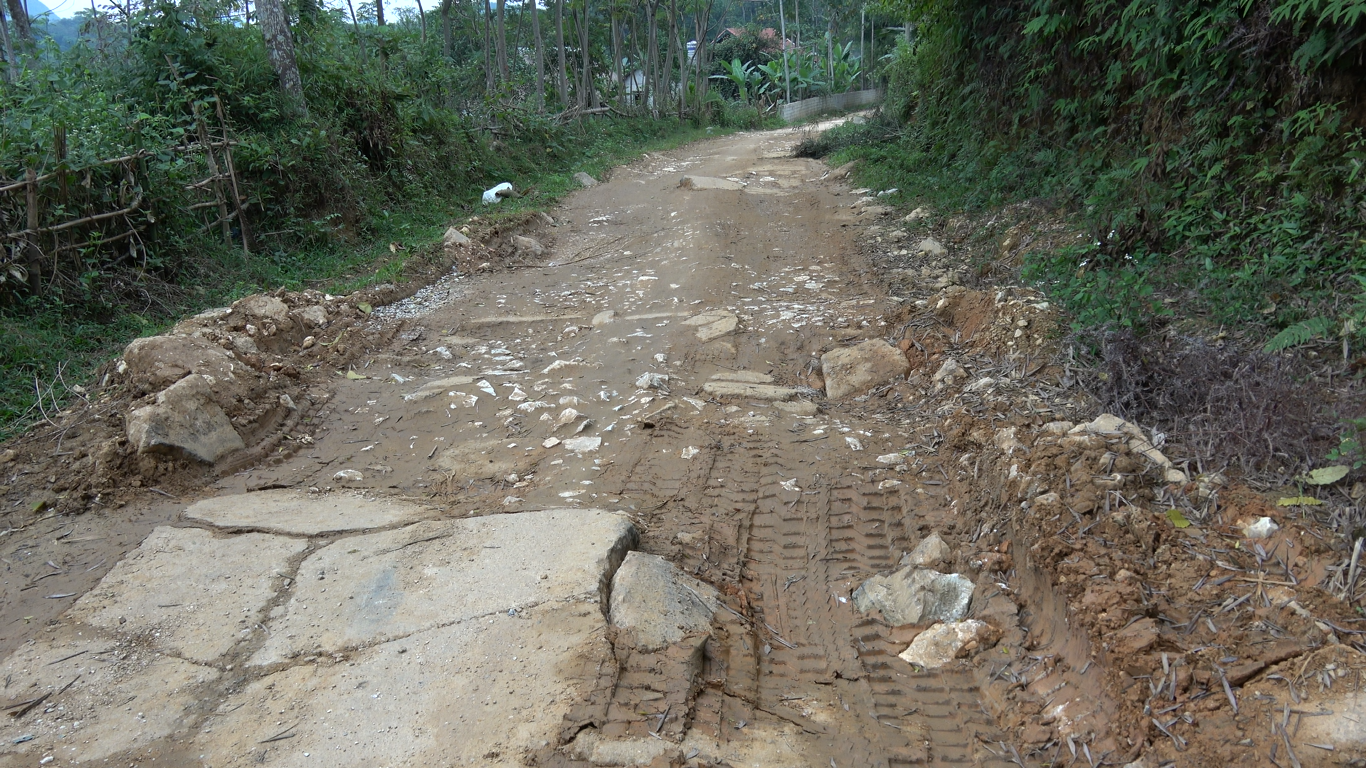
[
  {"xmin": 898, "ymin": 620, "xmax": 997, "ymax": 669},
  {"xmin": 442, "ymin": 227, "xmax": 471, "ymax": 248},
  {"xmin": 915, "ymin": 237, "xmax": 946, "ymax": 256},
  {"xmin": 903, "ymin": 207, "xmax": 931, "ymax": 224},
  {"xmin": 902, "ymin": 533, "xmax": 952, "ymax": 569},
  {"xmin": 0, "ymin": 449, "xmax": 15, "ymax": 464},
  {"xmin": 333, "ymin": 469, "xmax": 364, "ymax": 482},
  {"xmin": 301, "ymin": 336, "xmax": 316, "ymax": 350},
  {"xmin": 572, "ymin": 172, "xmax": 598, "ymax": 188},
  {"xmin": 1240, "ymin": 516, "xmax": 1279, "ymax": 539},
  {"xmin": 932, "ymin": 358, "xmax": 965, "ymax": 383},
  {"xmin": 511, "ymin": 235, "xmax": 545, "ymax": 258},
  {"xmin": 561, "ymin": 436, "xmax": 601, "ymax": 454},
  {"xmin": 591, "ymin": 310, "xmax": 616, "ymax": 327}
]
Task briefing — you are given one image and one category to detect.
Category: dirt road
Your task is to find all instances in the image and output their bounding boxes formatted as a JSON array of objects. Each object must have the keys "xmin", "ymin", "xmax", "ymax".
[{"xmin": 4, "ymin": 120, "xmax": 1364, "ymax": 767}]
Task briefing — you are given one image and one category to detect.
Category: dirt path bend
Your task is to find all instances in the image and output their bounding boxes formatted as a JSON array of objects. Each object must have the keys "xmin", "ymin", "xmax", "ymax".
[{"xmin": 0, "ymin": 123, "xmax": 1024, "ymax": 768}]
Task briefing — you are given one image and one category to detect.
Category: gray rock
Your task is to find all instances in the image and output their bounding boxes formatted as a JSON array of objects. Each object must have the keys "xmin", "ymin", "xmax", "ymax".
[
  {"xmin": 932, "ymin": 358, "xmax": 965, "ymax": 383},
  {"xmin": 512, "ymin": 235, "xmax": 545, "ymax": 258},
  {"xmin": 701, "ymin": 381, "xmax": 798, "ymax": 401},
  {"xmin": 773, "ymin": 400, "xmax": 818, "ymax": 416},
  {"xmin": 897, "ymin": 620, "xmax": 996, "ymax": 668},
  {"xmin": 915, "ymin": 237, "xmax": 946, "ymax": 256},
  {"xmin": 902, "ymin": 532, "xmax": 951, "ymax": 568},
  {"xmin": 185, "ymin": 489, "xmax": 437, "ymax": 535},
  {"xmin": 821, "ymin": 339, "xmax": 910, "ymax": 400},
  {"xmin": 609, "ymin": 551, "xmax": 719, "ymax": 651},
  {"xmin": 234, "ymin": 295, "xmax": 290, "ymax": 324},
  {"xmin": 121, "ymin": 334, "xmax": 246, "ymax": 393},
  {"xmin": 853, "ymin": 566, "xmax": 974, "ymax": 626},
  {"xmin": 292, "ymin": 304, "xmax": 328, "ymax": 328},
  {"xmin": 573, "ymin": 171, "xmax": 599, "ymax": 188},
  {"xmin": 125, "ymin": 374, "xmax": 245, "ymax": 463},
  {"xmin": 694, "ymin": 313, "xmax": 738, "ymax": 341},
  {"xmin": 709, "ymin": 370, "xmax": 773, "ymax": 384},
  {"xmin": 679, "ymin": 175, "xmax": 743, "ymax": 191},
  {"xmin": 442, "ymin": 226, "xmax": 470, "ymax": 247}
]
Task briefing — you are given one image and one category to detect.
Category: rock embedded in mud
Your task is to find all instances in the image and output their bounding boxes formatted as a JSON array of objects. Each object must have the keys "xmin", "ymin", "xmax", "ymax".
[
  {"xmin": 443, "ymin": 226, "xmax": 471, "ymax": 248},
  {"xmin": 125, "ymin": 374, "xmax": 245, "ymax": 464},
  {"xmin": 121, "ymin": 334, "xmax": 245, "ymax": 393},
  {"xmin": 609, "ymin": 551, "xmax": 720, "ymax": 652},
  {"xmin": 931, "ymin": 358, "xmax": 965, "ymax": 384},
  {"xmin": 821, "ymin": 339, "xmax": 911, "ymax": 400},
  {"xmin": 915, "ymin": 237, "xmax": 947, "ymax": 256},
  {"xmin": 853, "ymin": 566, "xmax": 975, "ymax": 626},
  {"xmin": 902, "ymin": 532, "xmax": 952, "ymax": 569},
  {"xmin": 701, "ymin": 381, "xmax": 797, "ymax": 401},
  {"xmin": 1109, "ymin": 616, "xmax": 1160, "ymax": 655},
  {"xmin": 1072, "ymin": 413, "xmax": 1188, "ymax": 483},
  {"xmin": 233, "ymin": 294, "xmax": 290, "ymax": 325},
  {"xmin": 512, "ymin": 235, "xmax": 546, "ymax": 259},
  {"xmin": 897, "ymin": 620, "xmax": 998, "ymax": 669},
  {"xmin": 679, "ymin": 175, "xmax": 743, "ymax": 191}
]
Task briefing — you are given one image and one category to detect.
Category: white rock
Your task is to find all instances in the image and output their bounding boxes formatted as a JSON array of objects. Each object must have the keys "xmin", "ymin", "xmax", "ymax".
[
  {"xmin": 562, "ymin": 436, "xmax": 601, "ymax": 454},
  {"xmin": 443, "ymin": 226, "xmax": 470, "ymax": 247},
  {"xmin": 898, "ymin": 620, "xmax": 995, "ymax": 668},
  {"xmin": 333, "ymin": 469, "xmax": 364, "ymax": 482},
  {"xmin": 932, "ymin": 359, "xmax": 965, "ymax": 383},
  {"xmin": 1241, "ymin": 516, "xmax": 1280, "ymax": 539},
  {"xmin": 634, "ymin": 372, "xmax": 670, "ymax": 390},
  {"xmin": 592, "ymin": 310, "xmax": 616, "ymax": 326}
]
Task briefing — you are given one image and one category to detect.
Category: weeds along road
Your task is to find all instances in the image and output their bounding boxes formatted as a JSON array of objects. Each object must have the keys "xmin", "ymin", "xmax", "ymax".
[{"xmin": 0, "ymin": 121, "xmax": 1026, "ymax": 767}]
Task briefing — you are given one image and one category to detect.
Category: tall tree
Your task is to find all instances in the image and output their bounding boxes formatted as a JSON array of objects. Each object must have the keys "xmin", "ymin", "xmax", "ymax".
[
  {"xmin": 554, "ymin": 0, "xmax": 567, "ymax": 106},
  {"xmin": 375, "ymin": 0, "xmax": 385, "ymax": 25},
  {"xmin": 440, "ymin": 0, "xmax": 454, "ymax": 57},
  {"xmin": 495, "ymin": 0, "xmax": 509, "ymax": 82},
  {"xmin": 0, "ymin": 0, "xmax": 18, "ymax": 82},
  {"xmin": 4, "ymin": 0, "xmax": 30, "ymax": 48},
  {"xmin": 530, "ymin": 0, "xmax": 545, "ymax": 109},
  {"xmin": 256, "ymin": 0, "xmax": 308, "ymax": 116},
  {"xmin": 482, "ymin": 0, "xmax": 494, "ymax": 90},
  {"xmin": 577, "ymin": 0, "xmax": 590, "ymax": 107}
]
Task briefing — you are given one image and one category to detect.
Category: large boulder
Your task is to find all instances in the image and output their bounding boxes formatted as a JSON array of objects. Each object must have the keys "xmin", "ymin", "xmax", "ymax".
[
  {"xmin": 125, "ymin": 374, "xmax": 245, "ymax": 463},
  {"xmin": 853, "ymin": 565, "xmax": 974, "ymax": 626},
  {"xmin": 821, "ymin": 339, "xmax": 911, "ymax": 400},
  {"xmin": 232, "ymin": 295, "xmax": 290, "ymax": 325},
  {"xmin": 121, "ymin": 334, "xmax": 246, "ymax": 394},
  {"xmin": 609, "ymin": 551, "xmax": 719, "ymax": 651}
]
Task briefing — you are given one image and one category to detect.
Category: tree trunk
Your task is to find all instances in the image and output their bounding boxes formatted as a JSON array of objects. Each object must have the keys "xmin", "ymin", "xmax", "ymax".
[
  {"xmin": 554, "ymin": 0, "xmax": 567, "ymax": 107},
  {"xmin": 482, "ymin": 0, "xmax": 494, "ymax": 91},
  {"xmin": 5, "ymin": 0, "xmax": 30, "ymax": 47},
  {"xmin": 611, "ymin": 10, "xmax": 622, "ymax": 108},
  {"xmin": 645, "ymin": 1, "xmax": 657, "ymax": 113},
  {"xmin": 346, "ymin": 0, "xmax": 368, "ymax": 60},
  {"xmin": 0, "ymin": 0, "xmax": 18, "ymax": 82},
  {"xmin": 578, "ymin": 0, "xmax": 590, "ymax": 108},
  {"xmin": 661, "ymin": 0, "xmax": 675, "ymax": 115},
  {"xmin": 375, "ymin": 0, "xmax": 384, "ymax": 25},
  {"xmin": 531, "ymin": 0, "xmax": 545, "ymax": 109},
  {"xmin": 440, "ymin": 0, "xmax": 453, "ymax": 58},
  {"xmin": 416, "ymin": 0, "xmax": 426, "ymax": 44},
  {"xmin": 257, "ymin": 0, "xmax": 308, "ymax": 116},
  {"xmin": 494, "ymin": 0, "xmax": 508, "ymax": 83}
]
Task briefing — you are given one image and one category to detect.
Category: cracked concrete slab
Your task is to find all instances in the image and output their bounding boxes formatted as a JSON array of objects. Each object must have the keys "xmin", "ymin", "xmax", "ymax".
[
  {"xmin": 0, "ymin": 635, "xmax": 220, "ymax": 765},
  {"xmin": 251, "ymin": 508, "xmax": 637, "ymax": 665},
  {"xmin": 67, "ymin": 527, "xmax": 306, "ymax": 664},
  {"xmin": 189, "ymin": 601, "xmax": 610, "ymax": 767},
  {"xmin": 184, "ymin": 489, "xmax": 437, "ymax": 535}
]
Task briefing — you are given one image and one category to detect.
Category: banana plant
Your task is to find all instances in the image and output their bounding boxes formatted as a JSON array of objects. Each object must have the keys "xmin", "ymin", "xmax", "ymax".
[{"xmin": 709, "ymin": 58, "xmax": 760, "ymax": 103}]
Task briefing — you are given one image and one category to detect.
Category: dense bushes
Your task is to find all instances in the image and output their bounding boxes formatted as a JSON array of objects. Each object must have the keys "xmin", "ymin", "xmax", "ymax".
[{"xmin": 825, "ymin": 0, "xmax": 1366, "ymax": 333}]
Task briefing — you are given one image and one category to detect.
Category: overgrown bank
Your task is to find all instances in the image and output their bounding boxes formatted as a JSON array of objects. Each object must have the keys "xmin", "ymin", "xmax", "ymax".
[
  {"xmin": 799, "ymin": 0, "xmax": 1366, "ymax": 477},
  {"xmin": 806, "ymin": 0, "xmax": 1366, "ymax": 337}
]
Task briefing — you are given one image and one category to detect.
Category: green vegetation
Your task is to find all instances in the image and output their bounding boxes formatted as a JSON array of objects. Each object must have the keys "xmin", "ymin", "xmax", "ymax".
[{"xmin": 809, "ymin": 0, "xmax": 1366, "ymax": 335}]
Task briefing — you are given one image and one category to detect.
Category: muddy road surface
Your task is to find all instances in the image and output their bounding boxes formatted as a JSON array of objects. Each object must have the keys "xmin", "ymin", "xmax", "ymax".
[{"xmin": 3, "ymin": 120, "xmax": 1364, "ymax": 767}]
